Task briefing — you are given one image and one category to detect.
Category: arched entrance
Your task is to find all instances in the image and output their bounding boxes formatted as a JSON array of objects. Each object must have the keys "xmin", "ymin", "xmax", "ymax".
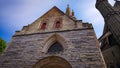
[{"xmin": 33, "ymin": 56, "xmax": 72, "ymax": 68}]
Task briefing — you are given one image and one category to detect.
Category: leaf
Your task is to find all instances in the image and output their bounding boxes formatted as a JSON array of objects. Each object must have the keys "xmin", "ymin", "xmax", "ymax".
[{"xmin": 0, "ymin": 38, "xmax": 6, "ymax": 55}]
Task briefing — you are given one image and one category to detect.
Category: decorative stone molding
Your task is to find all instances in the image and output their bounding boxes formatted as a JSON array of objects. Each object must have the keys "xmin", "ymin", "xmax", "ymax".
[
  {"xmin": 42, "ymin": 33, "xmax": 68, "ymax": 53},
  {"xmin": 33, "ymin": 56, "xmax": 72, "ymax": 68},
  {"xmin": 38, "ymin": 19, "xmax": 49, "ymax": 30},
  {"xmin": 53, "ymin": 17, "xmax": 63, "ymax": 29}
]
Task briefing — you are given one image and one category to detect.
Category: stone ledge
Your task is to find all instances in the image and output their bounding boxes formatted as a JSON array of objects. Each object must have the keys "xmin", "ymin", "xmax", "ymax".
[{"xmin": 13, "ymin": 28, "xmax": 93, "ymax": 37}]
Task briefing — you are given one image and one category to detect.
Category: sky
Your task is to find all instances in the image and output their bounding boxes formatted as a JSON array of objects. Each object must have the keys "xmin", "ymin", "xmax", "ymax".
[{"xmin": 0, "ymin": 0, "xmax": 115, "ymax": 42}]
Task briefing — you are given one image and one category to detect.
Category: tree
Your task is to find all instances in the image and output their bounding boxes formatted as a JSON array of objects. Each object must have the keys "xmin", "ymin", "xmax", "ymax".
[{"xmin": 0, "ymin": 38, "xmax": 6, "ymax": 55}]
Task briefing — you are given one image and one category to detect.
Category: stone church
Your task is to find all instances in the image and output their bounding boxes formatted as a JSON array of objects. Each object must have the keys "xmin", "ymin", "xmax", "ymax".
[{"xmin": 0, "ymin": 4, "xmax": 106, "ymax": 68}]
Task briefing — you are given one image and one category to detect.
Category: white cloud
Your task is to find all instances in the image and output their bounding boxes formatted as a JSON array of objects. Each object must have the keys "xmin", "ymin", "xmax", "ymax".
[
  {"xmin": 75, "ymin": 0, "xmax": 115, "ymax": 38},
  {"xmin": 109, "ymin": 0, "xmax": 115, "ymax": 6}
]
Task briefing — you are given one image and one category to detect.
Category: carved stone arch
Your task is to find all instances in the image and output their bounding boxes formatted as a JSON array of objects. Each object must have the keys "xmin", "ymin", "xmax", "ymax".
[
  {"xmin": 54, "ymin": 17, "xmax": 63, "ymax": 28},
  {"xmin": 33, "ymin": 56, "xmax": 72, "ymax": 68},
  {"xmin": 39, "ymin": 19, "xmax": 49, "ymax": 30},
  {"xmin": 42, "ymin": 33, "xmax": 67, "ymax": 53}
]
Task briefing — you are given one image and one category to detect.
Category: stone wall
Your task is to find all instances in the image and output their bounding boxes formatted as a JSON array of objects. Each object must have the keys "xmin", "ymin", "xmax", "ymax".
[{"xmin": 0, "ymin": 28, "xmax": 106, "ymax": 68}]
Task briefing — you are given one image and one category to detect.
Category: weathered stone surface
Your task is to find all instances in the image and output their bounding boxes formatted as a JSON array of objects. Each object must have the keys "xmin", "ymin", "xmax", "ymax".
[
  {"xmin": 0, "ymin": 6, "xmax": 106, "ymax": 68},
  {"xmin": 0, "ymin": 29, "xmax": 105, "ymax": 68}
]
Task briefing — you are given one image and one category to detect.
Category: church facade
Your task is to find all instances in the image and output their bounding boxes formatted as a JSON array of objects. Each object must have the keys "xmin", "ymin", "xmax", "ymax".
[{"xmin": 0, "ymin": 5, "xmax": 106, "ymax": 68}]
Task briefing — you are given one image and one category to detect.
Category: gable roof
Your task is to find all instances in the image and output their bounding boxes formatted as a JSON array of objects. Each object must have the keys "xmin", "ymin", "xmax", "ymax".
[
  {"xmin": 40, "ymin": 6, "xmax": 65, "ymax": 18},
  {"xmin": 40, "ymin": 6, "xmax": 75, "ymax": 21},
  {"xmin": 27, "ymin": 6, "xmax": 76, "ymax": 29}
]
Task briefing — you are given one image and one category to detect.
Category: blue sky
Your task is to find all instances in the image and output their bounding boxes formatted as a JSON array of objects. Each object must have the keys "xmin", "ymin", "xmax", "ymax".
[{"xmin": 0, "ymin": 0, "xmax": 115, "ymax": 42}]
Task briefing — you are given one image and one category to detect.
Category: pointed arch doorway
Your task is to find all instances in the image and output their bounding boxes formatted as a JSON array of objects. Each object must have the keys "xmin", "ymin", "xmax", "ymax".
[{"xmin": 33, "ymin": 56, "xmax": 72, "ymax": 68}]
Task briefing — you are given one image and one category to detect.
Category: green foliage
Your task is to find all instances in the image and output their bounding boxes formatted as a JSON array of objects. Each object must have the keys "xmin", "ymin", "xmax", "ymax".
[{"xmin": 0, "ymin": 38, "xmax": 6, "ymax": 55}]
